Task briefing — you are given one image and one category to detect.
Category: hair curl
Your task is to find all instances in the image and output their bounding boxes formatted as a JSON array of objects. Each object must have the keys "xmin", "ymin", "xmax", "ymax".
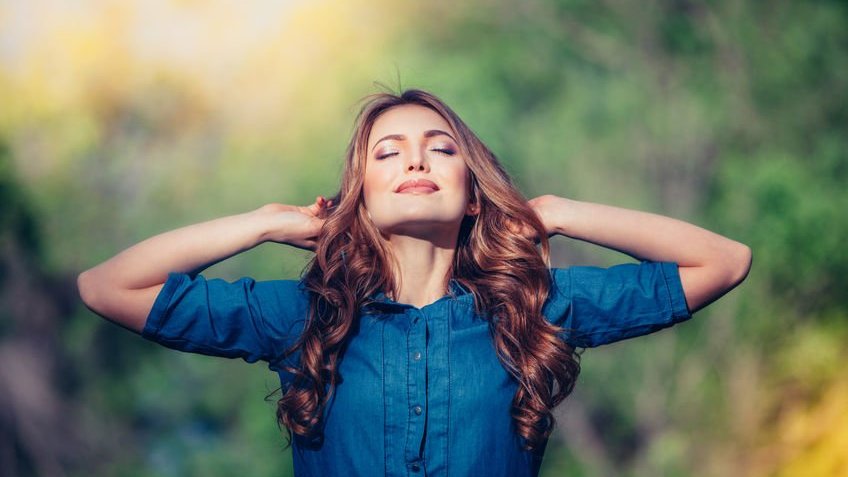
[{"xmin": 271, "ymin": 88, "xmax": 581, "ymax": 454}]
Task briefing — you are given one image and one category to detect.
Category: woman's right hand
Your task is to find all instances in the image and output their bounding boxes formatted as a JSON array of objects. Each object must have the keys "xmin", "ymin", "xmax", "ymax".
[
  {"xmin": 255, "ymin": 196, "xmax": 335, "ymax": 251},
  {"xmin": 78, "ymin": 197, "xmax": 335, "ymax": 333}
]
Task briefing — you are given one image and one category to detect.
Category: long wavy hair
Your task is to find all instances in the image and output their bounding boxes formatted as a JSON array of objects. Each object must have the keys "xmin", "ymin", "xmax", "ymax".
[{"xmin": 272, "ymin": 88, "xmax": 581, "ymax": 454}]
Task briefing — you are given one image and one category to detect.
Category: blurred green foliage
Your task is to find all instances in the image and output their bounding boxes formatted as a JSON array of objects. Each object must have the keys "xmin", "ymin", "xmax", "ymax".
[{"xmin": 1, "ymin": 0, "xmax": 846, "ymax": 476}]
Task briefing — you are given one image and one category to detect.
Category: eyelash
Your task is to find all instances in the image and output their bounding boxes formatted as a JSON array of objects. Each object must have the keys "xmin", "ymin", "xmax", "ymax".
[{"xmin": 376, "ymin": 149, "xmax": 455, "ymax": 160}]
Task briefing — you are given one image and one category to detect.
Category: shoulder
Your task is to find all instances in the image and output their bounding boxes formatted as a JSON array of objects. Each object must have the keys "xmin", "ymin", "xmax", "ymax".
[
  {"xmin": 238, "ymin": 275, "xmax": 312, "ymax": 318},
  {"xmin": 152, "ymin": 272, "xmax": 312, "ymax": 323},
  {"xmin": 141, "ymin": 273, "xmax": 313, "ymax": 367},
  {"xmin": 542, "ymin": 262, "xmax": 692, "ymax": 348},
  {"xmin": 546, "ymin": 261, "xmax": 682, "ymax": 298}
]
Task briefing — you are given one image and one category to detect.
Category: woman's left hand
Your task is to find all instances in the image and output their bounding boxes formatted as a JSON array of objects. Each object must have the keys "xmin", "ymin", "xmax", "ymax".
[{"xmin": 512, "ymin": 194, "xmax": 568, "ymax": 243}]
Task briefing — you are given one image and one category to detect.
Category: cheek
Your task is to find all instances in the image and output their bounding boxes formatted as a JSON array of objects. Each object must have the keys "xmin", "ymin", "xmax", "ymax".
[
  {"xmin": 362, "ymin": 167, "xmax": 390, "ymax": 203},
  {"xmin": 362, "ymin": 180, "xmax": 375, "ymax": 209},
  {"xmin": 449, "ymin": 165, "xmax": 471, "ymax": 196}
]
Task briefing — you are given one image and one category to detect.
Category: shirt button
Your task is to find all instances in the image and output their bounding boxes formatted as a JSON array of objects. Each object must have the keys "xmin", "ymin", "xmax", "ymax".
[
  {"xmin": 413, "ymin": 405, "xmax": 423, "ymax": 415},
  {"xmin": 412, "ymin": 316, "xmax": 420, "ymax": 324},
  {"xmin": 413, "ymin": 351, "xmax": 422, "ymax": 361},
  {"xmin": 410, "ymin": 463, "xmax": 421, "ymax": 472}
]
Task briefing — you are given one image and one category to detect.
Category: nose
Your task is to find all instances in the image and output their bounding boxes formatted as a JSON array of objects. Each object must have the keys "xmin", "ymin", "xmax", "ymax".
[{"xmin": 405, "ymin": 146, "xmax": 429, "ymax": 172}]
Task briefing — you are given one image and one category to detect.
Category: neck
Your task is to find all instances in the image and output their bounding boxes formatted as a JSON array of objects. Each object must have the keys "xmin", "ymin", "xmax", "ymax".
[{"xmin": 385, "ymin": 233, "xmax": 457, "ymax": 309}]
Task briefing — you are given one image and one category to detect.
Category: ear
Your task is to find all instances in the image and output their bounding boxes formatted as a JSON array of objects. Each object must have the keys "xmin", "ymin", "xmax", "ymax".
[{"xmin": 466, "ymin": 177, "xmax": 480, "ymax": 216}]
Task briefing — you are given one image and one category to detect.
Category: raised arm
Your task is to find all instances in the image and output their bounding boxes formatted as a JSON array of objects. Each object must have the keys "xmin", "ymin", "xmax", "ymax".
[
  {"xmin": 527, "ymin": 194, "xmax": 752, "ymax": 313},
  {"xmin": 77, "ymin": 197, "xmax": 332, "ymax": 333}
]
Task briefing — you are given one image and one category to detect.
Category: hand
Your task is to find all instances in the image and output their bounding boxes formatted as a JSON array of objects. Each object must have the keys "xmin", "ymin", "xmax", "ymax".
[
  {"xmin": 511, "ymin": 194, "xmax": 567, "ymax": 243},
  {"xmin": 255, "ymin": 196, "xmax": 335, "ymax": 251}
]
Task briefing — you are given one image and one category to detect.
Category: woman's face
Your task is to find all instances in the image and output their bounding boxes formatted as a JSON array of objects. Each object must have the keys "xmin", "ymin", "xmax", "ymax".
[{"xmin": 363, "ymin": 104, "xmax": 476, "ymax": 239}]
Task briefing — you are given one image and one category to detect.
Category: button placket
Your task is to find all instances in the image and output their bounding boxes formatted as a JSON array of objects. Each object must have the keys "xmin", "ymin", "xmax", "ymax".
[{"xmin": 404, "ymin": 309, "xmax": 428, "ymax": 468}]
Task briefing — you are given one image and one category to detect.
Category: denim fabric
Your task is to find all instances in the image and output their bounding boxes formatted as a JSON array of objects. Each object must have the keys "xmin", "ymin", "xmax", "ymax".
[{"xmin": 142, "ymin": 261, "xmax": 691, "ymax": 476}]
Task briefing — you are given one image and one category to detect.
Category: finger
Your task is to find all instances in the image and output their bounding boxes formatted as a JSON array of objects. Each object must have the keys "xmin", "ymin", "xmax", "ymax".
[
  {"xmin": 305, "ymin": 202, "xmax": 322, "ymax": 216},
  {"xmin": 519, "ymin": 225, "xmax": 536, "ymax": 241}
]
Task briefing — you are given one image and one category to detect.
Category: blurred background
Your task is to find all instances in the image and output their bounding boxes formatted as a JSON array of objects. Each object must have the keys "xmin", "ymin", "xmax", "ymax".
[{"xmin": 1, "ymin": 0, "xmax": 846, "ymax": 476}]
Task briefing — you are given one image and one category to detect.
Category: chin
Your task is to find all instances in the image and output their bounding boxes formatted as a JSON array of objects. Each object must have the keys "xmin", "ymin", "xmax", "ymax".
[{"xmin": 376, "ymin": 214, "xmax": 463, "ymax": 232}]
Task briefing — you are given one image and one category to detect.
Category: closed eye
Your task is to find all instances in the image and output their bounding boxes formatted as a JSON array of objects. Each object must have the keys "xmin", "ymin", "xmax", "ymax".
[{"xmin": 376, "ymin": 149, "xmax": 454, "ymax": 160}]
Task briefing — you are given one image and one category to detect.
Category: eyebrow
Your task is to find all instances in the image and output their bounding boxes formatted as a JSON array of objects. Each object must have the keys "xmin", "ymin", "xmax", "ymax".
[{"xmin": 371, "ymin": 129, "xmax": 457, "ymax": 152}]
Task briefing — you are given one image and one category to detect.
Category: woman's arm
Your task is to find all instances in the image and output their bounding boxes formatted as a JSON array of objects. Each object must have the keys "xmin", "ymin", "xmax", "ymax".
[
  {"xmin": 77, "ymin": 197, "xmax": 332, "ymax": 333},
  {"xmin": 528, "ymin": 195, "xmax": 752, "ymax": 313}
]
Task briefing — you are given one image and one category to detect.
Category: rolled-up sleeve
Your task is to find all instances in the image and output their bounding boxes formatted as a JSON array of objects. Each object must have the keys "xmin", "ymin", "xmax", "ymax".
[
  {"xmin": 543, "ymin": 261, "xmax": 692, "ymax": 348},
  {"xmin": 141, "ymin": 272, "xmax": 309, "ymax": 371}
]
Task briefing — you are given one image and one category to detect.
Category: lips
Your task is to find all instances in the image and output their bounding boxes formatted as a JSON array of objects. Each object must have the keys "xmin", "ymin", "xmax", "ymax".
[{"xmin": 395, "ymin": 178, "xmax": 440, "ymax": 193}]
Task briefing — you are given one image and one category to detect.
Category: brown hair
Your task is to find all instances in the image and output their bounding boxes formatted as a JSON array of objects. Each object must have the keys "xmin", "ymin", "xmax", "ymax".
[{"xmin": 272, "ymin": 88, "xmax": 580, "ymax": 453}]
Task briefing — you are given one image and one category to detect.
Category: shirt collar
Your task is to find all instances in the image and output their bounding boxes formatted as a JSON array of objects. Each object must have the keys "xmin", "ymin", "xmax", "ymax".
[{"xmin": 365, "ymin": 278, "xmax": 471, "ymax": 310}]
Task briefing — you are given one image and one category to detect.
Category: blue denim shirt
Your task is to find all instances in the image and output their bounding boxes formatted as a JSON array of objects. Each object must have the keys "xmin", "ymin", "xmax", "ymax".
[{"xmin": 142, "ymin": 261, "xmax": 691, "ymax": 477}]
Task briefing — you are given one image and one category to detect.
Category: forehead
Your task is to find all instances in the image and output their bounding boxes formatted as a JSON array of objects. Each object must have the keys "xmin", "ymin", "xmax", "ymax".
[{"xmin": 367, "ymin": 104, "xmax": 454, "ymax": 149}]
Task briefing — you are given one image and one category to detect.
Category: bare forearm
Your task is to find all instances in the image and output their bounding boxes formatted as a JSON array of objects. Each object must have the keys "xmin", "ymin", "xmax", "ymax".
[
  {"xmin": 550, "ymin": 197, "xmax": 752, "ymax": 312},
  {"xmin": 554, "ymin": 199, "xmax": 740, "ymax": 266},
  {"xmin": 81, "ymin": 210, "xmax": 272, "ymax": 290},
  {"xmin": 77, "ymin": 209, "xmax": 276, "ymax": 332}
]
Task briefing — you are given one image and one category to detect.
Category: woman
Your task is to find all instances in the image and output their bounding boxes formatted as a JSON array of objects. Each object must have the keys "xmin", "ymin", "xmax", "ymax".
[{"xmin": 78, "ymin": 89, "xmax": 752, "ymax": 476}]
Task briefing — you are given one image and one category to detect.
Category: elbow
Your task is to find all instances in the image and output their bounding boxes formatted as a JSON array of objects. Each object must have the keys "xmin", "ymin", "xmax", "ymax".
[
  {"xmin": 726, "ymin": 242, "xmax": 753, "ymax": 287},
  {"xmin": 681, "ymin": 242, "xmax": 752, "ymax": 313},
  {"xmin": 77, "ymin": 269, "xmax": 104, "ymax": 315},
  {"xmin": 77, "ymin": 269, "xmax": 150, "ymax": 334},
  {"xmin": 77, "ymin": 269, "xmax": 95, "ymax": 307}
]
